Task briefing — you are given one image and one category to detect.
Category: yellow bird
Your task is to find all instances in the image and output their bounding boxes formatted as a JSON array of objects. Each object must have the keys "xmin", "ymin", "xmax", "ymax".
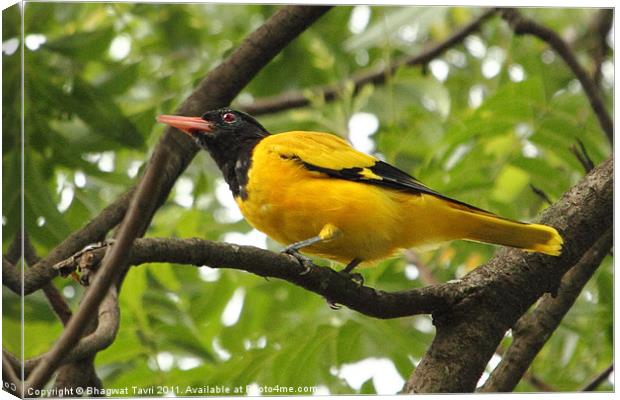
[{"xmin": 158, "ymin": 108, "xmax": 563, "ymax": 274}]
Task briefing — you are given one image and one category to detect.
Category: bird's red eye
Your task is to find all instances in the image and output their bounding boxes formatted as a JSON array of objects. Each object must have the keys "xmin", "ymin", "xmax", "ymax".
[{"xmin": 222, "ymin": 112, "xmax": 237, "ymax": 124}]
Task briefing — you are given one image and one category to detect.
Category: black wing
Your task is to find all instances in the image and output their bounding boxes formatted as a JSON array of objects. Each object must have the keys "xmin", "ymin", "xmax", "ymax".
[{"xmin": 301, "ymin": 159, "xmax": 495, "ymax": 215}]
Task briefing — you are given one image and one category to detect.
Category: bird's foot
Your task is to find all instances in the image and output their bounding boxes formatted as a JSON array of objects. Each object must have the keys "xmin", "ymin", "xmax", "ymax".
[
  {"xmin": 339, "ymin": 258, "xmax": 364, "ymax": 286},
  {"xmin": 339, "ymin": 270, "xmax": 364, "ymax": 286},
  {"xmin": 282, "ymin": 248, "xmax": 315, "ymax": 275},
  {"xmin": 326, "ymin": 299, "xmax": 342, "ymax": 310}
]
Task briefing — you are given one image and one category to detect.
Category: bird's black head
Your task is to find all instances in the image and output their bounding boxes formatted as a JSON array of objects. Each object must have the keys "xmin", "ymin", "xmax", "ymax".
[
  {"xmin": 158, "ymin": 108, "xmax": 268, "ymax": 150},
  {"xmin": 196, "ymin": 108, "xmax": 269, "ymax": 149},
  {"xmin": 157, "ymin": 108, "xmax": 269, "ymax": 199}
]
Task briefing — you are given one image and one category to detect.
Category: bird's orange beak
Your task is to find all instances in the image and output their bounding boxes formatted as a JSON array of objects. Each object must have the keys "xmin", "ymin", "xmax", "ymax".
[{"xmin": 157, "ymin": 115, "xmax": 214, "ymax": 135}]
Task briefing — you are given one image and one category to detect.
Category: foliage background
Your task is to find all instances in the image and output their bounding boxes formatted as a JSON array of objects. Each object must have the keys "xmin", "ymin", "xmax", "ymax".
[{"xmin": 2, "ymin": 3, "xmax": 613, "ymax": 394}]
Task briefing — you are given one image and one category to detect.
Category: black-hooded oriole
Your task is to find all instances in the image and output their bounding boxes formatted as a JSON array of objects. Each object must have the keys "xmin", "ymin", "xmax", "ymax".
[{"xmin": 158, "ymin": 108, "xmax": 563, "ymax": 273}]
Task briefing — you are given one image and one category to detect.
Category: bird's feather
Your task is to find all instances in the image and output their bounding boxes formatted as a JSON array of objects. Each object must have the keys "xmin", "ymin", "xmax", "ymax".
[{"xmin": 265, "ymin": 131, "xmax": 494, "ymax": 215}]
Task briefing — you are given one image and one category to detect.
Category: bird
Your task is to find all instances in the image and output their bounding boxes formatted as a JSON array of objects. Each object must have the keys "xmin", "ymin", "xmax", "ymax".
[{"xmin": 157, "ymin": 108, "xmax": 563, "ymax": 274}]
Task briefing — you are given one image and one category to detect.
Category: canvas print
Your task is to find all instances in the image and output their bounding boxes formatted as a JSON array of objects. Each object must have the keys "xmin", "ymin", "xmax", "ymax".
[{"xmin": 1, "ymin": 2, "xmax": 613, "ymax": 397}]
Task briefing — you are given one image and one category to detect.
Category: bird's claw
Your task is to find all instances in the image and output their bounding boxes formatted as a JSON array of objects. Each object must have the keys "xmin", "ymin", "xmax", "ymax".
[
  {"xmin": 282, "ymin": 248, "xmax": 315, "ymax": 274},
  {"xmin": 326, "ymin": 299, "xmax": 342, "ymax": 310},
  {"xmin": 340, "ymin": 271, "xmax": 364, "ymax": 286}
]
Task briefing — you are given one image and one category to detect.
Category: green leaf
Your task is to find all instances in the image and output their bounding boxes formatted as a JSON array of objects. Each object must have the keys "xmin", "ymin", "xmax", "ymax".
[
  {"xmin": 345, "ymin": 7, "xmax": 447, "ymax": 51},
  {"xmin": 24, "ymin": 156, "xmax": 73, "ymax": 246},
  {"xmin": 44, "ymin": 27, "xmax": 115, "ymax": 61},
  {"xmin": 97, "ymin": 62, "xmax": 141, "ymax": 95},
  {"xmin": 70, "ymin": 78, "xmax": 145, "ymax": 148}
]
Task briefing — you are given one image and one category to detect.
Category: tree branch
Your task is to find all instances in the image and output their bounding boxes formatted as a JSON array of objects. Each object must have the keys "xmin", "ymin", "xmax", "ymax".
[
  {"xmin": 239, "ymin": 8, "xmax": 496, "ymax": 116},
  {"xmin": 479, "ymin": 229, "xmax": 612, "ymax": 392},
  {"xmin": 403, "ymin": 157, "xmax": 612, "ymax": 393},
  {"xmin": 54, "ymin": 238, "xmax": 459, "ymax": 319},
  {"xmin": 585, "ymin": 9, "xmax": 613, "ymax": 88},
  {"xmin": 2, "ymin": 352, "xmax": 22, "ymax": 398},
  {"xmin": 23, "ymin": 5, "xmax": 332, "ymax": 393},
  {"xmin": 499, "ymin": 8, "xmax": 613, "ymax": 144},
  {"xmin": 5, "ymin": 232, "xmax": 22, "ymax": 265},
  {"xmin": 581, "ymin": 363, "xmax": 613, "ymax": 391},
  {"xmin": 4, "ymin": 233, "xmax": 73, "ymax": 324},
  {"xmin": 17, "ymin": 189, "xmax": 134, "ymax": 295},
  {"xmin": 23, "ymin": 233, "xmax": 73, "ymax": 326},
  {"xmin": 570, "ymin": 138, "xmax": 595, "ymax": 174},
  {"xmin": 6, "ymin": 285, "xmax": 119, "ymax": 381},
  {"xmin": 2, "ymin": 257, "xmax": 21, "ymax": 294}
]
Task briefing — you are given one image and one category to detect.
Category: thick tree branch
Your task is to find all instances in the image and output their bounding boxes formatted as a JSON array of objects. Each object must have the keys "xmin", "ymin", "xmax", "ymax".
[
  {"xmin": 404, "ymin": 157, "xmax": 612, "ymax": 393},
  {"xmin": 500, "ymin": 8, "xmax": 613, "ymax": 144},
  {"xmin": 55, "ymin": 238, "xmax": 459, "ymax": 319},
  {"xmin": 480, "ymin": 229, "xmax": 612, "ymax": 392},
  {"xmin": 23, "ymin": 5, "xmax": 331, "ymax": 393},
  {"xmin": 239, "ymin": 8, "xmax": 496, "ymax": 116},
  {"xmin": 53, "ymin": 359, "xmax": 101, "ymax": 397}
]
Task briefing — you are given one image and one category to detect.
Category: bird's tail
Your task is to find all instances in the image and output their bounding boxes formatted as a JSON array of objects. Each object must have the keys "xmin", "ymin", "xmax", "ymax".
[{"xmin": 449, "ymin": 203, "xmax": 563, "ymax": 256}]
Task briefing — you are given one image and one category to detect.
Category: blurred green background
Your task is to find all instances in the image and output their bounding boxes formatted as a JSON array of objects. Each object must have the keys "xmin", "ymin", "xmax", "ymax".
[{"xmin": 2, "ymin": 4, "xmax": 613, "ymax": 394}]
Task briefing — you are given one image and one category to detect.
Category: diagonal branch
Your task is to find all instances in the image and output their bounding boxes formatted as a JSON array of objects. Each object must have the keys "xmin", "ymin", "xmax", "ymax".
[
  {"xmin": 23, "ymin": 5, "xmax": 332, "ymax": 393},
  {"xmin": 499, "ymin": 8, "xmax": 613, "ymax": 144},
  {"xmin": 2, "ymin": 257, "xmax": 21, "ymax": 294},
  {"xmin": 23, "ymin": 233, "xmax": 73, "ymax": 326},
  {"xmin": 585, "ymin": 9, "xmax": 613, "ymax": 88},
  {"xmin": 581, "ymin": 363, "xmax": 613, "ymax": 391},
  {"xmin": 240, "ymin": 8, "xmax": 496, "ymax": 116},
  {"xmin": 2, "ymin": 352, "xmax": 23, "ymax": 398},
  {"xmin": 479, "ymin": 229, "xmax": 613, "ymax": 392}
]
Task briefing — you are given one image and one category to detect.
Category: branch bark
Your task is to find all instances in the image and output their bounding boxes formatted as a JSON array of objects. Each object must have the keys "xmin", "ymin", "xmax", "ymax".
[
  {"xmin": 403, "ymin": 157, "xmax": 612, "ymax": 393},
  {"xmin": 500, "ymin": 8, "xmax": 613, "ymax": 144},
  {"xmin": 480, "ymin": 229, "xmax": 613, "ymax": 392},
  {"xmin": 22, "ymin": 5, "xmax": 331, "ymax": 393},
  {"xmin": 54, "ymin": 238, "xmax": 459, "ymax": 319},
  {"xmin": 240, "ymin": 8, "xmax": 496, "ymax": 116}
]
